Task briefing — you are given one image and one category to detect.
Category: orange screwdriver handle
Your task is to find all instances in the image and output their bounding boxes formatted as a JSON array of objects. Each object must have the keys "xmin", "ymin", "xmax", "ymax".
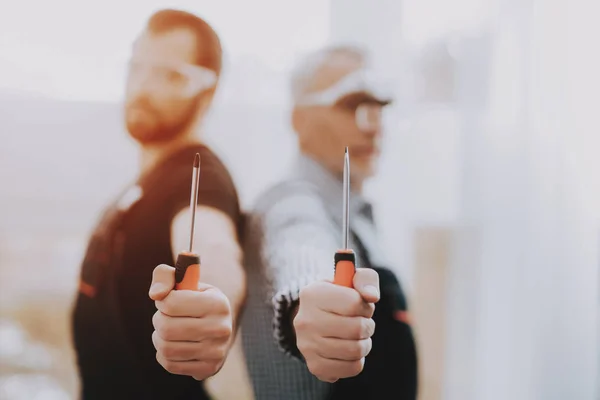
[
  {"xmin": 174, "ymin": 252, "xmax": 201, "ymax": 291},
  {"xmin": 334, "ymin": 249, "xmax": 356, "ymax": 288}
]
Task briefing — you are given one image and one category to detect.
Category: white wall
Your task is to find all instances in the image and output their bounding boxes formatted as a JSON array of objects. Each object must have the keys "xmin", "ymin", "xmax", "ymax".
[
  {"xmin": 330, "ymin": 1, "xmax": 600, "ymax": 399},
  {"xmin": 446, "ymin": 1, "xmax": 600, "ymax": 399}
]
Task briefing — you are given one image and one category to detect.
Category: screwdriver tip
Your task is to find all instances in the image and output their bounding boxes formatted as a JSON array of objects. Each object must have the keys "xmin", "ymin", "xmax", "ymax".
[
  {"xmin": 194, "ymin": 153, "xmax": 200, "ymax": 168},
  {"xmin": 345, "ymin": 146, "xmax": 348, "ymax": 154}
]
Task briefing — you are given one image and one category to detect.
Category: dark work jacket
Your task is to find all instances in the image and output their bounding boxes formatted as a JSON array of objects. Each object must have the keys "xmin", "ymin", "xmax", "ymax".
[
  {"xmin": 71, "ymin": 144, "xmax": 241, "ymax": 400},
  {"xmin": 242, "ymin": 174, "xmax": 419, "ymax": 400}
]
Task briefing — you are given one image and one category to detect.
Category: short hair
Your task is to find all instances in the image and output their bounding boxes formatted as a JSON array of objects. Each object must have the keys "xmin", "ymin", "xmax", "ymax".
[
  {"xmin": 289, "ymin": 45, "xmax": 369, "ymax": 103},
  {"xmin": 147, "ymin": 9, "xmax": 222, "ymax": 75}
]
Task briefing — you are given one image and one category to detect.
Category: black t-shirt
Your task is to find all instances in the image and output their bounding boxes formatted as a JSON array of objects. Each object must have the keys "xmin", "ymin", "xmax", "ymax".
[{"xmin": 72, "ymin": 143, "xmax": 241, "ymax": 400}]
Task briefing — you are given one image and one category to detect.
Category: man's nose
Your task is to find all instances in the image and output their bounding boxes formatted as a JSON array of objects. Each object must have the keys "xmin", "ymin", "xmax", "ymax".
[
  {"xmin": 363, "ymin": 128, "xmax": 380, "ymax": 138},
  {"xmin": 356, "ymin": 105, "xmax": 383, "ymax": 134},
  {"xmin": 127, "ymin": 69, "xmax": 159, "ymax": 95}
]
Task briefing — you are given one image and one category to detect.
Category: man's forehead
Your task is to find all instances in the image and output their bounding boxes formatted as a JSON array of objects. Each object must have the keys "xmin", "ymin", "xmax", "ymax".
[
  {"xmin": 132, "ymin": 28, "xmax": 197, "ymax": 63},
  {"xmin": 301, "ymin": 52, "xmax": 365, "ymax": 96}
]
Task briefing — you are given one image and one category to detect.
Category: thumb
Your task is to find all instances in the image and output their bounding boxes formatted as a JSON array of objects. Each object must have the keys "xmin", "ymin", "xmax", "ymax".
[
  {"xmin": 149, "ymin": 264, "xmax": 175, "ymax": 301},
  {"xmin": 352, "ymin": 268, "xmax": 380, "ymax": 303}
]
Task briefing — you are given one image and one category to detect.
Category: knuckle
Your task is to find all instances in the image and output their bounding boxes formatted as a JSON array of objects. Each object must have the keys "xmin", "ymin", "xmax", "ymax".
[
  {"xmin": 318, "ymin": 374, "xmax": 338, "ymax": 383},
  {"xmin": 351, "ymin": 317, "xmax": 373, "ymax": 339},
  {"xmin": 296, "ymin": 337, "xmax": 313, "ymax": 356},
  {"xmin": 159, "ymin": 358, "xmax": 179, "ymax": 374},
  {"xmin": 299, "ymin": 285, "xmax": 312, "ymax": 301},
  {"xmin": 358, "ymin": 317, "xmax": 374, "ymax": 338},
  {"xmin": 357, "ymin": 267, "xmax": 378, "ymax": 284},
  {"xmin": 300, "ymin": 281, "xmax": 324, "ymax": 301},
  {"xmin": 157, "ymin": 321, "xmax": 177, "ymax": 341},
  {"xmin": 221, "ymin": 321, "xmax": 233, "ymax": 338},
  {"xmin": 220, "ymin": 295, "xmax": 232, "ymax": 315},
  {"xmin": 156, "ymin": 263, "xmax": 172, "ymax": 273},
  {"xmin": 212, "ymin": 320, "xmax": 232, "ymax": 339},
  {"xmin": 159, "ymin": 297, "xmax": 175, "ymax": 316},
  {"xmin": 308, "ymin": 360, "xmax": 339, "ymax": 383},
  {"xmin": 152, "ymin": 333, "xmax": 165, "ymax": 352},
  {"xmin": 346, "ymin": 360, "xmax": 364, "ymax": 377},
  {"xmin": 192, "ymin": 365, "xmax": 213, "ymax": 381},
  {"xmin": 364, "ymin": 267, "xmax": 379, "ymax": 281},
  {"xmin": 152, "ymin": 264, "xmax": 169, "ymax": 281},
  {"xmin": 348, "ymin": 342, "xmax": 364, "ymax": 360},
  {"xmin": 160, "ymin": 343, "xmax": 178, "ymax": 359},
  {"xmin": 202, "ymin": 360, "xmax": 223, "ymax": 378},
  {"xmin": 151, "ymin": 331, "xmax": 159, "ymax": 348},
  {"xmin": 306, "ymin": 360, "xmax": 326, "ymax": 380},
  {"xmin": 349, "ymin": 295, "xmax": 364, "ymax": 315},
  {"xmin": 367, "ymin": 318, "xmax": 376, "ymax": 337},
  {"xmin": 362, "ymin": 338, "xmax": 373, "ymax": 357},
  {"xmin": 210, "ymin": 291, "xmax": 231, "ymax": 315},
  {"xmin": 213, "ymin": 345, "xmax": 228, "ymax": 361},
  {"xmin": 293, "ymin": 313, "xmax": 309, "ymax": 333},
  {"xmin": 366, "ymin": 303, "xmax": 376, "ymax": 318},
  {"xmin": 353, "ymin": 318, "xmax": 367, "ymax": 339},
  {"xmin": 152, "ymin": 311, "xmax": 162, "ymax": 329},
  {"xmin": 153, "ymin": 340, "xmax": 164, "ymax": 355}
]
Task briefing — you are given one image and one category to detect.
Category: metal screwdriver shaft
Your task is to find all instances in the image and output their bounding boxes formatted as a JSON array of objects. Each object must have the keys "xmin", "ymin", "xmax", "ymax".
[
  {"xmin": 188, "ymin": 153, "xmax": 201, "ymax": 252},
  {"xmin": 342, "ymin": 147, "xmax": 350, "ymax": 250},
  {"xmin": 333, "ymin": 147, "xmax": 356, "ymax": 288},
  {"xmin": 174, "ymin": 153, "xmax": 202, "ymax": 291}
]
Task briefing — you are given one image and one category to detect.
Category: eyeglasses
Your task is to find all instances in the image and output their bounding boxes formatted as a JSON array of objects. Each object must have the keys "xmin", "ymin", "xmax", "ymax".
[
  {"xmin": 296, "ymin": 70, "xmax": 392, "ymax": 131},
  {"xmin": 334, "ymin": 92, "xmax": 385, "ymax": 131},
  {"xmin": 126, "ymin": 58, "xmax": 217, "ymax": 97},
  {"xmin": 295, "ymin": 69, "xmax": 392, "ymax": 106}
]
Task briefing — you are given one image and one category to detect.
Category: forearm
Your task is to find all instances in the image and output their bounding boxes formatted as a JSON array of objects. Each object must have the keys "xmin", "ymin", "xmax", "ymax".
[
  {"xmin": 203, "ymin": 263, "xmax": 246, "ymax": 332},
  {"xmin": 172, "ymin": 206, "xmax": 247, "ymax": 337},
  {"xmin": 265, "ymin": 222, "xmax": 337, "ymax": 290},
  {"xmin": 255, "ymin": 185, "xmax": 340, "ymax": 357},
  {"xmin": 198, "ymin": 243, "xmax": 246, "ymax": 337},
  {"xmin": 269, "ymin": 244, "xmax": 332, "ymax": 310},
  {"xmin": 266, "ymin": 243, "xmax": 335, "ymax": 358}
]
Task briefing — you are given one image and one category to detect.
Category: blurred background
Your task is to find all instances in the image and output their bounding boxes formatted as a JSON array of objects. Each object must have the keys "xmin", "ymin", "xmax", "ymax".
[{"xmin": 1, "ymin": 0, "xmax": 599, "ymax": 399}]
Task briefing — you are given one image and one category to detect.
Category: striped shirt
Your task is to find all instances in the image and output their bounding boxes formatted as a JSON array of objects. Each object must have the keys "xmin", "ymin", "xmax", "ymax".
[{"xmin": 240, "ymin": 153, "xmax": 390, "ymax": 400}]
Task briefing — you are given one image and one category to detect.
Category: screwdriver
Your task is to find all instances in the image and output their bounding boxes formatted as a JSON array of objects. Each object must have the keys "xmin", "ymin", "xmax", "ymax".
[
  {"xmin": 333, "ymin": 147, "xmax": 356, "ymax": 288},
  {"xmin": 174, "ymin": 152, "xmax": 202, "ymax": 291}
]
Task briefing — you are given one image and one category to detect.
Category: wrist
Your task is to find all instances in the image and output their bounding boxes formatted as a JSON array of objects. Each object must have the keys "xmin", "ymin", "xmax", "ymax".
[
  {"xmin": 272, "ymin": 286, "xmax": 305, "ymax": 359},
  {"xmin": 287, "ymin": 300, "xmax": 300, "ymax": 346},
  {"xmin": 290, "ymin": 301, "xmax": 299, "ymax": 326}
]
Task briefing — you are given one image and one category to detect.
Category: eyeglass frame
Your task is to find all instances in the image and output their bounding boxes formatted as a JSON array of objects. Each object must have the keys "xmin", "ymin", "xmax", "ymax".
[
  {"xmin": 294, "ymin": 69, "xmax": 392, "ymax": 131},
  {"xmin": 126, "ymin": 57, "xmax": 218, "ymax": 98}
]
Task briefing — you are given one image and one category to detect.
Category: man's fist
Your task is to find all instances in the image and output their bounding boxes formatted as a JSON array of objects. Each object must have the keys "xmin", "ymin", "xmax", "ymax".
[
  {"xmin": 149, "ymin": 264, "xmax": 233, "ymax": 381},
  {"xmin": 293, "ymin": 267, "xmax": 380, "ymax": 383}
]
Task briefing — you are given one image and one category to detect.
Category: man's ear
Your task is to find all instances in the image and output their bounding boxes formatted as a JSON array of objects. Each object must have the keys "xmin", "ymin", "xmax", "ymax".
[
  {"xmin": 202, "ymin": 87, "xmax": 217, "ymax": 105},
  {"xmin": 195, "ymin": 89, "xmax": 215, "ymax": 116},
  {"xmin": 291, "ymin": 106, "xmax": 303, "ymax": 134},
  {"xmin": 293, "ymin": 107, "xmax": 319, "ymax": 152}
]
